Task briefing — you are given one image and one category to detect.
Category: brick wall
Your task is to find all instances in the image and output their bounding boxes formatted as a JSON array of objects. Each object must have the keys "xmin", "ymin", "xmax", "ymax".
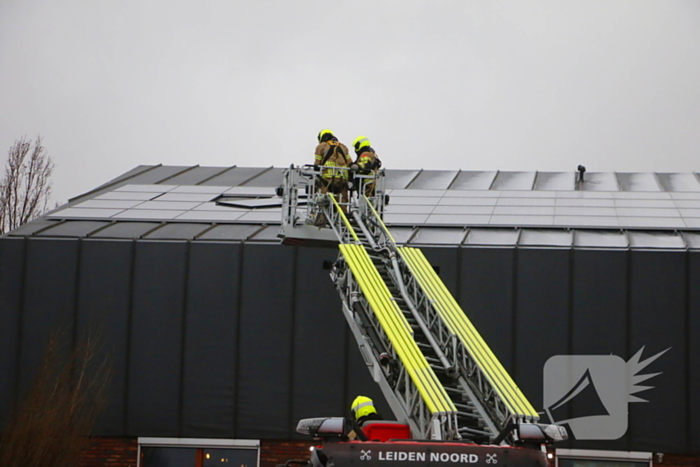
[
  {"xmin": 260, "ymin": 440, "xmax": 316, "ymax": 467},
  {"xmin": 79, "ymin": 437, "xmax": 138, "ymax": 467}
]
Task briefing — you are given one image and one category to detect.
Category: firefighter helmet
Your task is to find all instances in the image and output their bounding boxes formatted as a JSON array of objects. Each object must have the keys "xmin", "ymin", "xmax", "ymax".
[{"xmin": 353, "ymin": 136, "xmax": 371, "ymax": 152}]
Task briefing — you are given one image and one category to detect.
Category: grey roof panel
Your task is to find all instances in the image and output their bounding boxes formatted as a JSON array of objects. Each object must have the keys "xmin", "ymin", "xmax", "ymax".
[
  {"xmin": 391, "ymin": 197, "xmax": 441, "ymax": 206},
  {"xmin": 241, "ymin": 168, "xmax": 285, "ymax": 187},
  {"xmin": 407, "ymin": 170, "xmax": 458, "ymax": 189},
  {"xmin": 384, "ymin": 169, "xmax": 421, "ymax": 189},
  {"xmin": 616, "ymin": 207, "xmax": 680, "ymax": 218},
  {"xmin": 628, "ymin": 231, "xmax": 686, "ymax": 249},
  {"xmin": 197, "ymin": 224, "xmax": 262, "ymax": 240},
  {"xmin": 574, "ymin": 230, "xmax": 629, "ymax": 248},
  {"xmin": 449, "ymin": 171, "xmax": 497, "ymax": 190},
  {"xmin": 519, "ymin": 229, "xmax": 573, "ymax": 247},
  {"xmin": 656, "ymin": 173, "xmax": 700, "ymax": 192},
  {"xmin": 36, "ymin": 221, "xmax": 109, "ymax": 237},
  {"xmin": 410, "ymin": 227, "xmax": 467, "ymax": 245},
  {"xmin": 579, "ymin": 172, "xmax": 619, "ymax": 191},
  {"xmin": 4, "ymin": 219, "xmax": 58, "ymax": 236},
  {"xmin": 143, "ymin": 223, "xmax": 211, "ymax": 240},
  {"xmin": 169, "ymin": 185, "xmax": 230, "ymax": 194},
  {"xmin": 555, "ymin": 198, "xmax": 615, "ymax": 207},
  {"xmin": 534, "ymin": 172, "xmax": 575, "ymax": 191},
  {"xmin": 673, "ymin": 200, "xmax": 700, "ymax": 209},
  {"xmin": 91, "ymin": 222, "xmax": 161, "ymax": 238},
  {"xmin": 201, "ymin": 167, "xmax": 268, "ymax": 186},
  {"xmin": 490, "ymin": 172, "xmax": 536, "ymax": 190},
  {"xmin": 122, "ymin": 166, "xmax": 194, "ymax": 184},
  {"xmin": 158, "ymin": 166, "xmax": 231, "ymax": 185},
  {"xmin": 388, "ymin": 227, "xmax": 415, "ymax": 244},
  {"xmin": 464, "ymin": 228, "xmax": 519, "ymax": 246},
  {"xmin": 236, "ymin": 211, "xmax": 282, "ymax": 223},
  {"xmin": 616, "ymin": 173, "xmax": 662, "ymax": 192},
  {"xmin": 681, "ymin": 232, "xmax": 700, "ymax": 249},
  {"xmin": 249, "ymin": 225, "xmax": 282, "ymax": 241},
  {"xmin": 389, "ymin": 189, "xmax": 445, "ymax": 197}
]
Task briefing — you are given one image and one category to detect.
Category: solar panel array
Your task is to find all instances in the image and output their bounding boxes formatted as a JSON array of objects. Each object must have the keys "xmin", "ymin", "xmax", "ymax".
[{"xmin": 12, "ymin": 166, "xmax": 700, "ymax": 246}]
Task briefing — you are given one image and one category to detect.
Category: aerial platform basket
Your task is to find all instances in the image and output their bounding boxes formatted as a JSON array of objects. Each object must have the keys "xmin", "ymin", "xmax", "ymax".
[{"xmin": 277, "ymin": 165, "xmax": 387, "ymax": 247}]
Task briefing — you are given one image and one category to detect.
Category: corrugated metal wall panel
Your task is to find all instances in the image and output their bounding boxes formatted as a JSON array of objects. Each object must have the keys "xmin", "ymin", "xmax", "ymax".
[
  {"xmin": 628, "ymin": 252, "xmax": 687, "ymax": 452},
  {"xmin": 236, "ymin": 244, "xmax": 295, "ymax": 439},
  {"xmin": 181, "ymin": 242, "xmax": 241, "ymax": 438},
  {"xmin": 77, "ymin": 239, "xmax": 133, "ymax": 435},
  {"xmin": 18, "ymin": 239, "xmax": 79, "ymax": 395},
  {"xmin": 514, "ymin": 249, "xmax": 571, "ymax": 411},
  {"xmin": 0, "ymin": 238, "xmax": 25, "ymax": 427},
  {"xmin": 290, "ymin": 247, "xmax": 347, "ymax": 438},
  {"xmin": 460, "ymin": 248, "xmax": 516, "ymax": 372},
  {"xmin": 127, "ymin": 241, "xmax": 189, "ymax": 436}
]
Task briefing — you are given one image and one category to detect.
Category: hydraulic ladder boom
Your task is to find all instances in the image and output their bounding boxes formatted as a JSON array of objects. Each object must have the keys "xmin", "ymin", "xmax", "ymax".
[{"xmin": 279, "ymin": 166, "xmax": 539, "ymax": 442}]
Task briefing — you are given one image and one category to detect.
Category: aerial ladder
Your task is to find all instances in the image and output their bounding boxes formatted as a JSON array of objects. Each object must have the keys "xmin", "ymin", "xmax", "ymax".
[{"xmin": 278, "ymin": 165, "xmax": 563, "ymax": 448}]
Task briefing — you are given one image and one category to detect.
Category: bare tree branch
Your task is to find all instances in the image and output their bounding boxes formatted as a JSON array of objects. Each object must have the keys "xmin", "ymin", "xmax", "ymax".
[{"xmin": 0, "ymin": 135, "xmax": 54, "ymax": 234}]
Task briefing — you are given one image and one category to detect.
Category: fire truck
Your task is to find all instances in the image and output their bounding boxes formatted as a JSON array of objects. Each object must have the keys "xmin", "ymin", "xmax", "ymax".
[{"xmin": 277, "ymin": 166, "xmax": 567, "ymax": 467}]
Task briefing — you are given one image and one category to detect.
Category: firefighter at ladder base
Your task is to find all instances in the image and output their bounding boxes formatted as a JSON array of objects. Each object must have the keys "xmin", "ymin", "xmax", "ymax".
[{"xmin": 314, "ymin": 129, "xmax": 353, "ymax": 211}]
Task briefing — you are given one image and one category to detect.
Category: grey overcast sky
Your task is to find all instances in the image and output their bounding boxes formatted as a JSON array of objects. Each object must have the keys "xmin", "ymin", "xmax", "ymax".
[{"xmin": 1, "ymin": 1, "xmax": 700, "ymax": 203}]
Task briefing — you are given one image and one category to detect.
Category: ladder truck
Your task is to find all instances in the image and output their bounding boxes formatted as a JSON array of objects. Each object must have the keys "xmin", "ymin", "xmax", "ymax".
[{"xmin": 277, "ymin": 166, "xmax": 567, "ymax": 467}]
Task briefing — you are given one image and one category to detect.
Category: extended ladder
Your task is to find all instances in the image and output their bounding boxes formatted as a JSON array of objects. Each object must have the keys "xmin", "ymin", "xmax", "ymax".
[{"xmin": 279, "ymin": 166, "xmax": 539, "ymax": 442}]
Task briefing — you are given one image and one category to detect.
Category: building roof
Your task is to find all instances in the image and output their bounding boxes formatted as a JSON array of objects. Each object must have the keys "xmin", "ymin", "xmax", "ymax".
[{"xmin": 7, "ymin": 164, "xmax": 700, "ymax": 249}]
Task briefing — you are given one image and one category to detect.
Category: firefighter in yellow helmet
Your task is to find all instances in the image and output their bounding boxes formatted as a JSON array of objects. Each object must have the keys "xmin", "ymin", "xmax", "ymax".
[
  {"xmin": 351, "ymin": 136, "xmax": 381, "ymax": 197},
  {"xmin": 314, "ymin": 130, "xmax": 353, "ymax": 206},
  {"xmin": 351, "ymin": 395, "xmax": 383, "ymax": 427}
]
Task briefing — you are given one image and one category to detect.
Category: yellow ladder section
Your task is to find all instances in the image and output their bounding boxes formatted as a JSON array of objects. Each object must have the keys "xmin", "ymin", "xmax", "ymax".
[
  {"xmin": 398, "ymin": 247, "xmax": 539, "ymax": 420},
  {"xmin": 340, "ymin": 243, "xmax": 456, "ymax": 416}
]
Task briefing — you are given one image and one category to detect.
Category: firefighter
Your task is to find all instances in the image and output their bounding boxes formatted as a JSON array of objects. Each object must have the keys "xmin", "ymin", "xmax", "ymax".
[
  {"xmin": 314, "ymin": 129, "xmax": 353, "ymax": 206},
  {"xmin": 351, "ymin": 395, "xmax": 383, "ymax": 426},
  {"xmin": 351, "ymin": 136, "xmax": 381, "ymax": 197}
]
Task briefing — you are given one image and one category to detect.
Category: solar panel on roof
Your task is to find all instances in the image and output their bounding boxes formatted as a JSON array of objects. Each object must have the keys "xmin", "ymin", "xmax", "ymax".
[
  {"xmin": 73, "ymin": 199, "xmax": 145, "ymax": 209},
  {"xmin": 426, "ymin": 214, "xmax": 491, "ymax": 225},
  {"xmin": 201, "ymin": 167, "xmax": 268, "ymax": 186},
  {"xmin": 387, "ymin": 227, "xmax": 415, "ymax": 244},
  {"xmin": 553, "ymin": 215, "xmax": 621, "ymax": 227},
  {"xmin": 175, "ymin": 211, "xmax": 245, "ymax": 222}
]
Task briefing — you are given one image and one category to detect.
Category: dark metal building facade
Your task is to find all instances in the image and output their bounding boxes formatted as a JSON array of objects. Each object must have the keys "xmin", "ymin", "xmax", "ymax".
[{"xmin": 0, "ymin": 165, "xmax": 698, "ymax": 456}]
